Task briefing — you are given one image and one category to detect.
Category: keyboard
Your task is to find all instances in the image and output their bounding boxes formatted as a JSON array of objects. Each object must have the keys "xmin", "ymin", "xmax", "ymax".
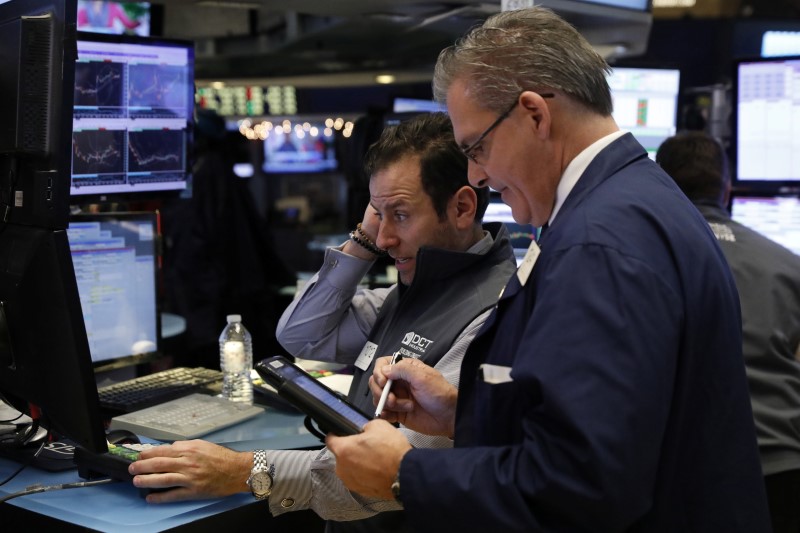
[
  {"xmin": 108, "ymin": 393, "xmax": 263, "ymax": 441},
  {"xmin": 97, "ymin": 367, "xmax": 223, "ymax": 415}
]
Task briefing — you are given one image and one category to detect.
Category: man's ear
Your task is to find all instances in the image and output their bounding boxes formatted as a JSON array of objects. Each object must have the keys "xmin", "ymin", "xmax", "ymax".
[
  {"xmin": 451, "ymin": 186, "xmax": 478, "ymax": 229},
  {"xmin": 519, "ymin": 91, "xmax": 552, "ymax": 140}
]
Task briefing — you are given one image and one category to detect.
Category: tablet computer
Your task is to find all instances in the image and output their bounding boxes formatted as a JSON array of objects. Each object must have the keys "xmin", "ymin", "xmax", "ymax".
[{"xmin": 255, "ymin": 356, "xmax": 370, "ymax": 436}]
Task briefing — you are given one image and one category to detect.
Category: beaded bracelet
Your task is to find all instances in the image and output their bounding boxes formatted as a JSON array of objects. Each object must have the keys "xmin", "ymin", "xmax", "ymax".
[{"xmin": 350, "ymin": 224, "xmax": 387, "ymax": 256}]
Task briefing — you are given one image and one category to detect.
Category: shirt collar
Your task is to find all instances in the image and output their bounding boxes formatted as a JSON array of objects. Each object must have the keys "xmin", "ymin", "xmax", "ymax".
[
  {"xmin": 466, "ymin": 230, "xmax": 494, "ymax": 255},
  {"xmin": 548, "ymin": 130, "xmax": 626, "ymax": 226}
]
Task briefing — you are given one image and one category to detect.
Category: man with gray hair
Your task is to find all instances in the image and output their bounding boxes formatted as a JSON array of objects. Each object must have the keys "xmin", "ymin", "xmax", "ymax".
[{"xmin": 328, "ymin": 7, "xmax": 771, "ymax": 532}]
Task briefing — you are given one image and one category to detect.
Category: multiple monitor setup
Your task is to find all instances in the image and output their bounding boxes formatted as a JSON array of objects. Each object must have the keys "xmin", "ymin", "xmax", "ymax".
[
  {"xmin": 0, "ymin": 0, "xmax": 188, "ymax": 473},
  {"xmin": 0, "ymin": 0, "xmax": 109, "ymax": 458},
  {"xmin": 730, "ymin": 55, "xmax": 800, "ymax": 257}
]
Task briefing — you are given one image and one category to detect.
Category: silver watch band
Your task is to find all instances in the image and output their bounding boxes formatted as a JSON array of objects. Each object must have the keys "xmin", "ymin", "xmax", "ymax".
[{"xmin": 253, "ymin": 449, "xmax": 268, "ymax": 471}]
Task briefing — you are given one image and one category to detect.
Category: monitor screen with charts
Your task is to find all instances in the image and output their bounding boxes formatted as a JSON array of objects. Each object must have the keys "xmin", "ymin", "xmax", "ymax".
[
  {"xmin": 608, "ymin": 66, "xmax": 681, "ymax": 159},
  {"xmin": 67, "ymin": 212, "xmax": 161, "ymax": 369},
  {"xmin": 71, "ymin": 32, "xmax": 194, "ymax": 199},
  {"xmin": 730, "ymin": 195, "xmax": 800, "ymax": 256}
]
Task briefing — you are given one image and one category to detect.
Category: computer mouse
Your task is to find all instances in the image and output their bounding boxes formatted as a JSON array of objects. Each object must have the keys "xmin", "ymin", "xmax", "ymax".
[{"xmin": 106, "ymin": 429, "xmax": 141, "ymax": 445}]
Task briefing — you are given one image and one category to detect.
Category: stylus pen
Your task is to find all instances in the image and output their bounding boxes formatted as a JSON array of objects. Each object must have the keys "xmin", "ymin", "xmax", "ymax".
[{"xmin": 374, "ymin": 352, "xmax": 403, "ymax": 418}]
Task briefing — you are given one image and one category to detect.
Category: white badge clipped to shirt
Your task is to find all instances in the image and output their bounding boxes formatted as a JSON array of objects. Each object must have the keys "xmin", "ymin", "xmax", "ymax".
[
  {"xmin": 516, "ymin": 239, "xmax": 541, "ymax": 287},
  {"xmin": 354, "ymin": 341, "xmax": 378, "ymax": 371}
]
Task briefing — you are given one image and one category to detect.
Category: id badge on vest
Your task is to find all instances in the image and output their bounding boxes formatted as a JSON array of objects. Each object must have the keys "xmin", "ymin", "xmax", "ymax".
[{"xmin": 354, "ymin": 341, "xmax": 378, "ymax": 371}]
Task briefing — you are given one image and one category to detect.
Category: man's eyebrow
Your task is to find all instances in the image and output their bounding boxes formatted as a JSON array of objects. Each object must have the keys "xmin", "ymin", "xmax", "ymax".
[{"xmin": 381, "ymin": 199, "xmax": 409, "ymax": 211}]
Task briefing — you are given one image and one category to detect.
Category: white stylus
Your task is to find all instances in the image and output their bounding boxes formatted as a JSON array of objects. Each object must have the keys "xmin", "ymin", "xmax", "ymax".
[{"xmin": 374, "ymin": 352, "xmax": 403, "ymax": 418}]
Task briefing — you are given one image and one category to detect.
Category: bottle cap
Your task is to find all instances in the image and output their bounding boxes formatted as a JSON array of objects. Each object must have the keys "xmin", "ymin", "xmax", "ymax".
[{"xmin": 226, "ymin": 314, "xmax": 242, "ymax": 324}]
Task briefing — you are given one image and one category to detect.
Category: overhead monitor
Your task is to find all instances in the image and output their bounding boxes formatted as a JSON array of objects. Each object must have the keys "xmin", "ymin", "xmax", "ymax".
[
  {"xmin": 734, "ymin": 56, "xmax": 800, "ymax": 186},
  {"xmin": 575, "ymin": 0, "xmax": 649, "ymax": 9},
  {"xmin": 262, "ymin": 120, "xmax": 337, "ymax": 174},
  {"xmin": 70, "ymin": 31, "xmax": 194, "ymax": 200},
  {"xmin": 608, "ymin": 66, "xmax": 681, "ymax": 159},
  {"xmin": 392, "ymin": 98, "xmax": 446, "ymax": 114},
  {"xmin": 67, "ymin": 212, "xmax": 161, "ymax": 371},
  {"xmin": 762, "ymin": 30, "xmax": 800, "ymax": 57},
  {"xmin": 532, "ymin": 0, "xmax": 652, "ymax": 58},
  {"xmin": 77, "ymin": 0, "xmax": 150, "ymax": 36},
  {"xmin": 730, "ymin": 194, "xmax": 800, "ymax": 256}
]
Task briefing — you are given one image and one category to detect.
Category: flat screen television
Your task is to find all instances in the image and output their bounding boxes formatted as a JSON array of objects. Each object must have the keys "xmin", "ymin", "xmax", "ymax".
[
  {"xmin": 77, "ymin": 0, "xmax": 151, "ymax": 36},
  {"xmin": 70, "ymin": 31, "xmax": 194, "ymax": 200},
  {"xmin": 0, "ymin": 0, "xmax": 109, "ymax": 458},
  {"xmin": 607, "ymin": 66, "xmax": 681, "ymax": 159},
  {"xmin": 67, "ymin": 211, "xmax": 161, "ymax": 371},
  {"xmin": 262, "ymin": 121, "xmax": 337, "ymax": 174},
  {"xmin": 733, "ymin": 55, "xmax": 800, "ymax": 187},
  {"xmin": 762, "ymin": 30, "xmax": 800, "ymax": 57},
  {"xmin": 392, "ymin": 97, "xmax": 446, "ymax": 114},
  {"xmin": 729, "ymin": 194, "xmax": 800, "ymax": 256}
]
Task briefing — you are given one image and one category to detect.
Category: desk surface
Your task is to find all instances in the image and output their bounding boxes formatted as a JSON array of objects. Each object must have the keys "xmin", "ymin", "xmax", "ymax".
[{"xmin": 1, "ymin": 408, "xmax": 322, "ymax": 532}]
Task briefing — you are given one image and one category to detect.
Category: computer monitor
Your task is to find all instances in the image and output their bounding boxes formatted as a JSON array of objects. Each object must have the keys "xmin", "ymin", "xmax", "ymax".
[
  {"xmin": 733, "ymin": 55, "xmax": 800, "ymax": 187},
  {"xmin": 762, "ymin": 30, "xmax": 800, "ymax": 57},
  {"xmin": 483, "ymin": 200, "xmax": 537, "ymax": 266},
  {"xmin": 70, "ymin": 31, "xmax": 194, "ymax": 200},
  {"xmin": 262, "ymin": 120, "xmax": 338, "ymax": 174},
  {"xmin": 76, "ymin": 0, "xmax": 151, "ymax": 37},
  {"xmin": 67, "ymin": 212, "xmax": 161, "ymax": 372},
  {"xmin": 392, "ymin": 98, "xmax": 446, "ymax": 114},
  {"xmin": 0, "ymin": 0, "xmax": 79, "ymax": 230},
  {"xmin": 730, "ymin": 194, "xmax": 800, "ymax": 256},
  {"xmin": 0, "ymin": 0, "xmax": 109, "ymax": 458},
  {"xmin": 608, "ymin": 66, "xmax": 681, "ymax": 159}
]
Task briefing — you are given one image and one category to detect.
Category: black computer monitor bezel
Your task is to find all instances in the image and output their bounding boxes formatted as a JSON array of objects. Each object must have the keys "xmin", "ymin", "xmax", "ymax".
[{"xmin": 0, "ymin": 226, "xmax": 109, "ymax": 455}]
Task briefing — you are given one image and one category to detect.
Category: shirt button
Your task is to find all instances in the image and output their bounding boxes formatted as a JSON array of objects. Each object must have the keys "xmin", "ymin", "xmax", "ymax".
[
  {"xmin": 328, "ymin": 259, "xmax": 338, "ymax": 268},
  {"xmin": 280, "ymin": 498, "xmax": 295, "ymax": 508}
]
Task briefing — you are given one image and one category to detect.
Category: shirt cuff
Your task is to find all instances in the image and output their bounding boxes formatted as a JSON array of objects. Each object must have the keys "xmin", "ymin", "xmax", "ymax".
[{"xmin": 318, "ymin": 246, "xmax": 375, "ymax": 291}]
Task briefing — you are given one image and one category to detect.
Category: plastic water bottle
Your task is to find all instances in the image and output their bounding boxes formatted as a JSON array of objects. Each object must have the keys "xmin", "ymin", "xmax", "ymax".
[{"xmin": 219, "ymin": 314, "xmax": 253, "ymax": 404}]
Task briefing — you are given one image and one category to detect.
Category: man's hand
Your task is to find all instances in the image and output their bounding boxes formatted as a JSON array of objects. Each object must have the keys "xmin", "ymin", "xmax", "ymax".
[
  {"xmin": 369, "ymin": 356, "xmax": 458, "ymax": 438},
  {"xmin": 343, "ymin": 204, "xmax": 382, "ymax": 260},
  {"xmin": 129, "ymin": 440, "xmax": 252, "ymax": 503},
  {"xmin": 326, "ymin": 420, "xmax": 412, "ymax": 500}
]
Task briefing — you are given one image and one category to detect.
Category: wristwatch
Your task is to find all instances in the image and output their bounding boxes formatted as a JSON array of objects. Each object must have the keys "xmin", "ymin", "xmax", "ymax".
[{"xmin": 247, "ymin": 450, "xmax": 273, "ymax": 500}]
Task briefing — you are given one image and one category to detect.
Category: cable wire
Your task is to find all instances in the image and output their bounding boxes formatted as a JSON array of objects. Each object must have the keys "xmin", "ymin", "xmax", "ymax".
[{"xmin": 0, "ymin": 478, "xmax": 116, "ymax": 503}]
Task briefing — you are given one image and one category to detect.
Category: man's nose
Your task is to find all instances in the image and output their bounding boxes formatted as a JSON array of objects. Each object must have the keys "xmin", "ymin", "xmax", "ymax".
[{"xmin": 468, "ymin": 162, "xmax": 489, "ymax": 188}]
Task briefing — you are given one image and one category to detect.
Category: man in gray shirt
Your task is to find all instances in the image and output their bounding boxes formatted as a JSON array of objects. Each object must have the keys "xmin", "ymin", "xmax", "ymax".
[{"xmin": 657, "ymin": 131, "xmax": 800, "ymax": 533}]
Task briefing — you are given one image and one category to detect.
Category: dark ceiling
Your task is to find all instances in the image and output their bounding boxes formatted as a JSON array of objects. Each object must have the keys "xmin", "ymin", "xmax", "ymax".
[{"xmin": 152, "ymin": 0, "xmax": 653, "ymax": 87}]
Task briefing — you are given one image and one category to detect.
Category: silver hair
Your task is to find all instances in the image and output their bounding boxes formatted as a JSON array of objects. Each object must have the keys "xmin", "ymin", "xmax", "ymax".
[{"xmin": 433, "ymin": 7, "xmax": 613, "ymax": 116}]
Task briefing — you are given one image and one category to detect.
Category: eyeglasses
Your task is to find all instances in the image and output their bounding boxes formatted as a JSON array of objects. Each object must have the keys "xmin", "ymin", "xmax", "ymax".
[{"xmin": 461, "ymin": 93, "xmax": 555, "ymax": 165}]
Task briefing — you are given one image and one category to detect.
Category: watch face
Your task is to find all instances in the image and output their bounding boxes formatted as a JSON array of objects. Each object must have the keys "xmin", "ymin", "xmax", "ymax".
[{"xmin": 250, "ymin": 471, "xmax": 272, "ymax": 495}]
